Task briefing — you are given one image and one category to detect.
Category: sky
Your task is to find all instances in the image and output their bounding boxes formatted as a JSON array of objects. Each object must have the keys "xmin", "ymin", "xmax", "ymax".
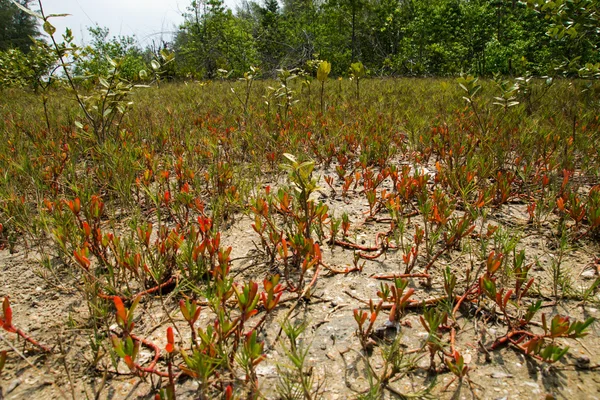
[{"xmin": 38, "ymin": 0, "xmax": 239, "ymax": 46}]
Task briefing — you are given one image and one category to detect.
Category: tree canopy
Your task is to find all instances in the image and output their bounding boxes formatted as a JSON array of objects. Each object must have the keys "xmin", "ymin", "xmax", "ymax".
[
  {"xmin": 172, "ymin": 0, "xmax": 599, "ymax": 78},
  {"xmin": 2, "ymin": 0, "xmax": 599, "ymax": 83},
  {"xmin": 0, "ymin": 0, "xmax": 40, "ymax": 52}
]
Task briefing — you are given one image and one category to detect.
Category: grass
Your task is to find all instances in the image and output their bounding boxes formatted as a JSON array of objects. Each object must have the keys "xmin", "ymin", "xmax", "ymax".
[{"xmin": 0, "ymin": 75, "xmax": 599, "ymax": 399}]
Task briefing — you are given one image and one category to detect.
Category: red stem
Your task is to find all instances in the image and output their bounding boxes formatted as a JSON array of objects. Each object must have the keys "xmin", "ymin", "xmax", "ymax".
[{"xmin": 14, "ymin": 327, "xmax": 52, "ymax": 353}]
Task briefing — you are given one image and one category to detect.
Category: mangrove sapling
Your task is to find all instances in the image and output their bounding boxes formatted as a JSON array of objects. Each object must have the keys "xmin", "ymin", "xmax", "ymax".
[
  {"xmin": 28, "ymin": 2, "xmax": 142, "ymax": 143},
  {"xmin": 218, "ymin": 66, "xmax": 258, "ymax": 122},
  {"xmin": 349, "ymin": 61, "xmax": 366, "ymax": 101},
  {"xmin": 316, "ymin": 61, "xmax": 331, "ymax": 115},
  {"xmin": 274, "ymin": 68, "xmax": 298, "ymax": 120}
]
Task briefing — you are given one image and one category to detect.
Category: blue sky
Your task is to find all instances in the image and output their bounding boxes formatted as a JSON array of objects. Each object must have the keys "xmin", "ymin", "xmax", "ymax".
[{"xmin": 38, "ymin": 0, "xmax": 240, "ymax": 46}]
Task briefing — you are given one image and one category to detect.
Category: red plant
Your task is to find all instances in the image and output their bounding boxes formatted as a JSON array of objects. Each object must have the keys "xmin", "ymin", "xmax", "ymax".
[{"xmin": 1, "ymin": 297, "xmax": 51, "ymax": 353}]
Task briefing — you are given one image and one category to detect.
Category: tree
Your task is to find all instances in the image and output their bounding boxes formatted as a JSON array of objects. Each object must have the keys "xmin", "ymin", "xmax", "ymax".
[
  {"xmin": 527, "ymin": 0, "xmax": 600, "ymax": 74},
  {"xmin": 255, "ymin": 0, "xmax": 286, "ymax": 74},
  {"xmin": 74, "ymin": 26, "xmax": 146, "ymax": 82},
  {"xmin": 0, "ymin": 0, "xmax": 40, "ymax": 52},
  {"xmin": 0, "ymin": 39, "xmax": 55, "ymax": 89},
  {"xmin": 175, "ymin": 0, "xmax": 258, "ymax": 78}
]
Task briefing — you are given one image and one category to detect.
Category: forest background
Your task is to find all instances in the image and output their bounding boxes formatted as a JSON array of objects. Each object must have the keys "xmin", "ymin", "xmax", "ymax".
[{"xmin": 1, "ymin": 0, "xmax": 599, "ymax": 86}]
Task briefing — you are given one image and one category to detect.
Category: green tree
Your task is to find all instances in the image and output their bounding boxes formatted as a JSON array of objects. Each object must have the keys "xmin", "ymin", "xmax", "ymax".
[
  {"xmin": 74, "ymin": 26, "xmax": 146, "ymax": 82},
  {"xmin": 0, "ymin": 0, "xmax": 40, "ymax": 52},
  {"xmin": 0, "ymin": 39, "xmax": 55, "ymax": 89},
  {"xmin": 175, "ymin": 0, "xmax": 258, "ymax": 78}
]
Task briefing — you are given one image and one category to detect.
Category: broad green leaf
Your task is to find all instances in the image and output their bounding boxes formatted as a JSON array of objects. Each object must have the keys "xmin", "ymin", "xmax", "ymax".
[
  {"xmin": 10, "ymin": 0, "xmax": 43, "ymax": 19},
  {"xmin": 317, "ymin": 61, "xmax": 331, "ymax": 82},
  {"xmin": 43, "ymin": 21, "xmax": 56, "ymax": 36}
]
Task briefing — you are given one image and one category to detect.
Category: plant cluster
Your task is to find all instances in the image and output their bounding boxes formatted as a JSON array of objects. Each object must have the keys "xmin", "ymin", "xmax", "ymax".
[{"xmin": 0, "ymin": 25, "xmax": 599, "ymax": 397}]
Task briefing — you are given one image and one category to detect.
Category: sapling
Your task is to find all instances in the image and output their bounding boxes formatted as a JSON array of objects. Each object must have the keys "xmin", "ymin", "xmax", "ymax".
[
  {"xmin": 316, "ymin": 61, "xmax": 331, "ymax": 114},
  {"xmin": 349, "ymin": 61, "xmax": 366, "ymax": 101}
]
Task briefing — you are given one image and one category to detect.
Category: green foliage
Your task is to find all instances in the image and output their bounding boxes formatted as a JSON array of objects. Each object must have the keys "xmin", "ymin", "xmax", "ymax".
[
  {"xmin": 0, "ymin": 0, "xmax": 40, "ymax": 52},
  {"xmin": 173, "ymin": 0, "xmax": 596, "ymax": 77},
  {"xmin": 0, "ymin": 39, "xmax": 55, "ymax": 89},
  {"xmin": 175, "ymin": 0, "xmax": 258, "ymax": 78},
  {"xmin": 74, "ymin": 26, "xmax": 146, "ymax": 83}
]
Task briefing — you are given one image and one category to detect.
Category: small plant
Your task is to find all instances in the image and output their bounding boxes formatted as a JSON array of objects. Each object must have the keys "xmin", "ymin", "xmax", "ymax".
[
  {"xmin": 218, "ymin": 65, "xmax": 258, "ymax": 120},
  {"xmin": 419, "ymin": 307, "xmax": 448, "ymax": 372},
  {"xmin": 1, "ymin": 297, "xmax": 51, "ymax": 353},
  {"xmin": 280, "ymin": 153, "xmax": 321, "ymax": 240},
  {"xmin": 276, "ymin": 320, "xmax": 323, "ymax": 400},
  {"xmin": 139, "ymin": 49, "xmax": 175, "ymax": 87},
  {"xmin": 354, "ymin": 300, "xmax": 383, "ymax": 351},
  {"xmin": 274, "ymin": 68, "xmax": 298, "ymax": 119},
  {"xmin": 349, "ymin": 61, "xmax": 366, "ymax": 100},
  {"xmin": 316, "ymin": 60, "xmax": 331, "ymax": 114}
]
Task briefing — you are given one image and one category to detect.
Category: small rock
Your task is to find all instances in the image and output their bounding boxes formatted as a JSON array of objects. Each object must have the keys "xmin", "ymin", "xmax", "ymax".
[
  {"xmin": 523, "ymin": 381, "xmax": 540, "ymax": 394},
  {"xmin": 6, "ymin": 378, "xmax": 21, "ymax": 394},
  {"xmin": 463, "ymin": 353, "xmax": 472, "ymax": 364},
  {"xmin": 255, "ymin": 365, "xmax": 277, "ymax": 376},
  {"xmin": 576, "ymin": 355, "xmax": 591, "ymax": 369},
  {"xmin": 491, "ymin": 372, "xmax": 513, "ymax": 379},
  {"xmin": 581, "ymin": 269, "xmax": 596, "ymax": 280}
]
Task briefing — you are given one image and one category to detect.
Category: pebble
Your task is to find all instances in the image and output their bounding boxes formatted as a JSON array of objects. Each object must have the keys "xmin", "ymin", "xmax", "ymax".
[
  {"xmin": 255, "ymin": 364, "xmax": 277, "ymax": 376},
  {"xmin": 6, "ymin": 379, "xmax": 21, "ymax": 394},
  {"xmin": 523, "ymin": 381, "xmax": 541, "ymax": 394},
  {"xmin": 576, "ymin": 355, "xmax": 591, "ymax": 369},
  {"xmin": 491, "ymin": 372, "xmax": 513, "ymax": 379},
  {"xmin": 581, "ymin": 269, "xmax": 597, "ymax": 280}
]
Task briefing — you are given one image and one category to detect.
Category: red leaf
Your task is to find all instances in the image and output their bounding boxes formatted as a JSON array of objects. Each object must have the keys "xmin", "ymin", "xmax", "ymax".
[
  {"xmin": 1, "ymin": 297, "xmax": 13, "ymax": 330},
  {"xmin": 113, "ymin": 296, "xmax": 127, "ymax": 324}
]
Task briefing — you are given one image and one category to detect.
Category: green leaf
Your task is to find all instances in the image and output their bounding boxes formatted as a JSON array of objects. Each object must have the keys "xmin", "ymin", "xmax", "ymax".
[
  {"xmin": 43, "ymin": 21, "xmax": 56, "ymax": 36},
  {"xmin": 317, "ymin": 61, "xmax": 331, "ymax": 82},
  {"xmin": 10, "ymin": 0, "xmax": 43, "ymax": 19}
]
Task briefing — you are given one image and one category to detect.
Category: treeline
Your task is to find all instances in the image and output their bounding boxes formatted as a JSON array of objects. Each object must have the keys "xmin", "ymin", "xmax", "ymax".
[
  {"xmin": 172, "ymin": 0, "xmax": 599, "ymax": 78},
  {"xmin": 1, "ymin": 0, "xmax": 599, "ymax": 87}
]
